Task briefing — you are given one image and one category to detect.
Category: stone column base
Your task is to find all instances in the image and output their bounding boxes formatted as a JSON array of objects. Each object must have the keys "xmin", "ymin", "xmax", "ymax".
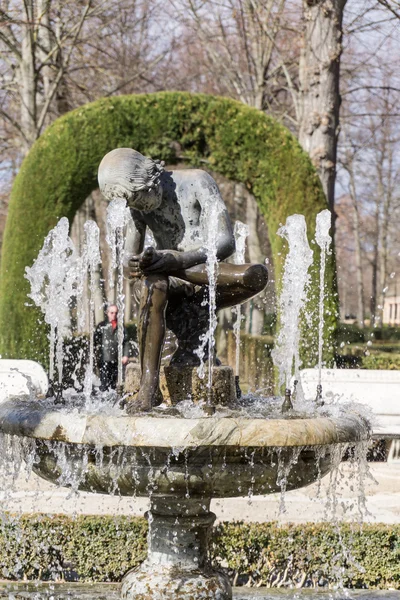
[
  {"xmin": 121, "ymin": 563, "xmax": 231, "ymax": 600},
  {"xmin": 121, "ymin": 496, "xmax": 231, "ymax": 600}
]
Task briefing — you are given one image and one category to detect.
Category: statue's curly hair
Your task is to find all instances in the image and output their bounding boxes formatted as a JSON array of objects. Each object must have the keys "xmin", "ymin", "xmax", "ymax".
[{"xmin": 98, "ymin": 148, "xmax": 165, "ymax": 201}]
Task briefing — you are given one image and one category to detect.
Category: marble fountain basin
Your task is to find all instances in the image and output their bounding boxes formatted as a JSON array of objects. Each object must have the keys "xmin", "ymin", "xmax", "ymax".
[
  {"xmin": 0, "ymin": 398, "xmax": 370, "ymax": 498},
  {"xmin": 0, "ymin": 397, "xmax": 370, "ymax": 600}
]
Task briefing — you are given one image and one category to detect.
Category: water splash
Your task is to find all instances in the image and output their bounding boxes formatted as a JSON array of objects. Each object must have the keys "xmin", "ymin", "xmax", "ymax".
[
  {"xmin": 233, "ymin": 221, "xmax": 249, "ymax": 377},
  {"xmin": 25, "ymin": 218, "xmax": 78, "ymax": 384},
  {"xmin": 79, "ymin": 221, "xmax": 101, "ymax": 401},
  {"xmin": 195, "ymin": 201, "xmax": 223, "ymax": 400},
  {"xmin": 315, "ymin": 210, "xmax": 332, "ymax": 387},
  {"xmin": 271, "ymin": 215, "xmax": 313, "ymax": 391},
  {"xmin": 106, "ymin": 199, "xmax": 132, "ymax": 386}
]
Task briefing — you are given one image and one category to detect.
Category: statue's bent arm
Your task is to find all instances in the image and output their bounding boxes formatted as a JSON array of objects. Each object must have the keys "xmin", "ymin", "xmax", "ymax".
[{"xmin": 123, "ymin": 215, "xmax": 146, "ymax": 266}]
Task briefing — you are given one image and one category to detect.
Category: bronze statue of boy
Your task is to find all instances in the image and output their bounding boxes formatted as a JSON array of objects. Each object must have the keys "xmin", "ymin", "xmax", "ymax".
[{"xmin": 98, "ymin": 148, "xmax": 268, "ymax": 412}]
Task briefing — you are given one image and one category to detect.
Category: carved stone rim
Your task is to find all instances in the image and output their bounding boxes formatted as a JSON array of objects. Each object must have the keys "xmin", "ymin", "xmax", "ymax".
[{"xmin": 0, "ymin": 399, "xmax": 370, "ymax": 448}]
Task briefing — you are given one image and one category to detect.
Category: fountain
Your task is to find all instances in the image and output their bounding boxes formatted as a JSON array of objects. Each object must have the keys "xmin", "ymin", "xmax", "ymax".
[{"xmin": 0, "ymin": 149, "xmax": 370, "ymax": 600}]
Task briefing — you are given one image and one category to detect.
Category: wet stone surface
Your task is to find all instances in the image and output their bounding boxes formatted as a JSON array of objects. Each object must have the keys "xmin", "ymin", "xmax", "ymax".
[{"xmin": 0, "ymin": 584, "xmax": 399, "ymax": 599}]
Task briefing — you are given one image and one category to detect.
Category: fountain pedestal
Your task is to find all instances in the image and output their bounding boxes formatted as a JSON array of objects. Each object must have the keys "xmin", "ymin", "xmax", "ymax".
[
  {"xmin": 125, "ymin": 363, "xmax": 236, "ymax": 406},
  {"xmin": 0, "ymin": 398, "xmax": 370, "ymax": 600},
  {"xmin": 121, "ymin": 496, "xmax": 231, "ymax": 600}
]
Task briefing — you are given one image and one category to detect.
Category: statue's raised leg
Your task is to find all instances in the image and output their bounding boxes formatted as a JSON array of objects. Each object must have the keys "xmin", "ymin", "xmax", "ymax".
[{"xmin": 167, "ymin": 263, "xmax": 268, "ymax": 366}]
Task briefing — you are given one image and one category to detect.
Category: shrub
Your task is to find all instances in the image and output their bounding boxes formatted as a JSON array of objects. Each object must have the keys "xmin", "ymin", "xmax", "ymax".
[
  {"xmin": 335, "ymin": 323, "xmax": 365, "ymax": 346},
  {"xmin": 212, "ymin": 521, "xmax": 400, "ymax": 589},
  {"xmin": 360, "ymin": 353, "xmax": 400, "ymax": 370},
  {"xmin": 364, "ymin": 327, "xmax": 400, "ymax": 342},
  {"xmin": 0, "ymin": 514, "xmax": 147, "ymax": 582},
  {"xmin": 1, "ymin": 515, "xmax": 400, "ymax": 589}
]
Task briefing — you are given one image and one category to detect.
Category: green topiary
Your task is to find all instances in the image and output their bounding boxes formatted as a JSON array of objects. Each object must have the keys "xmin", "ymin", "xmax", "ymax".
[{"xmin": 0, "ymin": 92, "xmax": 336, "ymax": 366}]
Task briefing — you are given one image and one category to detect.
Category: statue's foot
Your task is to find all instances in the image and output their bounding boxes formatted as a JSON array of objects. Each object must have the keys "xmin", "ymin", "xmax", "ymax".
[
  {"xmin": 124, "ymin": 387, "xmax": 163, "ymax": 414},
  {"xmin": 170, "ymin": 349, "xmax": 221, "ymax": 368},
  {"xmin": 170, "ymin": 352, "xmax": 199, "ymax": 368}
]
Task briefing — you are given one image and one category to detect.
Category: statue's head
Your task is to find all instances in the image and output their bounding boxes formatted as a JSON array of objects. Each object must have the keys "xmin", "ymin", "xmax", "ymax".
[{"xmin": 98, "ymin": 148, "xmax": 165, "ymax": 211}]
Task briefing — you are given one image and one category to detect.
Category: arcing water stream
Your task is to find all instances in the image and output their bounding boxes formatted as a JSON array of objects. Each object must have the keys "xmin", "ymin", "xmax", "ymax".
[
  {"xmin": 105, "ymin": 198, "xmax": 132, "ymax": 387},
  {"xmin": 233, "ymin": 221, "xmax": 249, "ymax": 379},
  {"xmin": 80, "ymin": 221, "xmax": 101, "ymax": 402},
  {"xmin": 25, "ymin": 218, "xmax": 78, "ymax": 388},
  {"xmin": 271, "ymin": 215, "xmax": 313, "ymax": 392},
  {"xmin": 195, "ymin": 199, "xmax": 224, "ymax": 401},
  {"xmin": 315, "ymin": 210, "xmax": 333, "ymax": 391}
]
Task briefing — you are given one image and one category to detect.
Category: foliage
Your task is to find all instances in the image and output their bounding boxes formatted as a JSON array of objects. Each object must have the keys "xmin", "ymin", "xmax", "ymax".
[
  {"xmin": 334, "ymin": 350, "xmax": 400, "ymax": 370},
  {"xmin": 1, "ymin": 516, "xmax": 400, "ymax": 589},
  {"xmin": 212, "ymin": 521, "xmax": 400, "ymax": 589},
  {"xmin": 365, "ymin": 327, "xmax": 400, "ymax": 342},
  {"xmin": 335, "ymin": 323, "xmax": 366, "ymax": 345},
  {"xmin": 335, "ymin": 324, "xmax": 400, "ymax": 347},
  {"xmin": 360, "ymin": 353, "xmax": 400, "ymax": 370},
  {"xmin": 341, "ymin": 343, "xmax": 400, "ymax": 357},
  {"xmin": 0, "ymin": 514, "xmax": 147, "ymax": 582},
  {"xmin": 0, "ymin": 92, "xmax": 334, "ymax": 366},
  {"xmin": 263, "ymin": 312, "xmax": 277, "ymax": 336}
]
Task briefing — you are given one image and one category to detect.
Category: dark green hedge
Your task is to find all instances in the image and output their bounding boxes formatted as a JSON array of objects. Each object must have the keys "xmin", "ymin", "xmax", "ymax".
[
  {"xmin": 335, "ymin": 324, "xmax": 400, "ymax": 347},
  {"xmin": 0, "ymin": 514, "xmax": 147, "ymax": 582},
  {"xmin": 213, "ymin": 521, "xmax": 400, "ymax": 589},
  {"xmin": 0, "ymin": 92, "xmax": 335, "ymax": 366},
  {"xmin": 1, "ymin": 515, "xmax": 399, "ymax": 589},
  {"xmin": 361, "ymin": 353, "xmax": 400, "ymax": 370}
]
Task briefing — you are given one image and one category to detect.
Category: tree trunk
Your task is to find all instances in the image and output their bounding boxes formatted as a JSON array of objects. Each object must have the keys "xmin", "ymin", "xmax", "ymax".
[
  {"xmin": 37, "ymin": 0, "xmax": 53, "ymax": 100},
  {"xmin": 370, "ymin": 205, "xmax": 380, "ymax": 326},
  {"xmin": 19, "ymin": 1, "xmax": 37, "ymax": 154},
  {"xmin": 245, "ymin": 194, "xmax": 265, "ymax": 335},
  {"xmin": 377, "ymin": 141, "xmax": 393, "ymax": 328},
  {"xmin": 348, "ymin": 161, "xmax": 365, "ymax": 327},
  {"xmin": 298, "ymin": 0, "xmax": 346, "ymax": 215}
]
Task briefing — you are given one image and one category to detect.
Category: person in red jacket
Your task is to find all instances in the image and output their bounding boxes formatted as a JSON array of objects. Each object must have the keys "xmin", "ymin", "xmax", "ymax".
[{"xmin": 94, "ymin": 304, "xmax": 129, "ymax": 391}]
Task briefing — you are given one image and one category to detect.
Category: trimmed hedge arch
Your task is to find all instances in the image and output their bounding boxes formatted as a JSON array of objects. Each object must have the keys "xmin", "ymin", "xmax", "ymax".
[{"xmin": 0, "ymin": 92, "xmax": 336, "ymax": 365}]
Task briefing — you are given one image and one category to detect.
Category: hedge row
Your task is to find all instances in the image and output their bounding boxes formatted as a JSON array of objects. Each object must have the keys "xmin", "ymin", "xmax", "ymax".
[
  {"xmin": 335, "ymin": 352, "xmax": 400, "ymax": 370},
  {"xmin": 341, "ymin": 344, "xmax": 400, "ymax": 356},
  {"xmin": 336, "ymin": 324, "xmax": 400, "ymax": 346},
  {"xmin": 360, "ymin": 353, "xmax": 400, "ymax": 370},
  {"xmin": 1, "ymin": 515, "xmax": 400, "ymax": 589}
]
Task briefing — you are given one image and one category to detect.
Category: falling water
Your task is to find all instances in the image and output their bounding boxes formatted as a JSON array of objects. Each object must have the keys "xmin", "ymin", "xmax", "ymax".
[
  {"xmin": 106, "ymin": 199, "xmax": 132, "ymax": 387},
  {"xmin": 315, "ymin": 209, "xmax": 332, "ymax": 387},
  {"xmin": 81, "ymin": 221, "xmax": 101, "ymax": 400},
  {"xmin": 195, "ymin": 201, "xmax": 223, "ymax": 400},
  {"xmin": 233, "ymin": 221, "xmax": 249, "ymax": 377},
  {"xmin": 25, "ymin": 218, "xmax": 78, "ymax": 385},
  {"xmin": 271, "ymin": 215, "xmax": 313, "ymax": 391}
]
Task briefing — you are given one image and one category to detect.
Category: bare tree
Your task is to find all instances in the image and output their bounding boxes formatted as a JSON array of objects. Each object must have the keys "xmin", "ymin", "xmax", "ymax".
[
  {"xmin": 338, "ymin": 81, "xmax": 400, "ymax": 327},
  {"xmin": 1, "ymin": 0, "xmax": 98, "ymax": 155},
  {"xmin": 0, "ymin": 0, "xmax": 166, "ymax": 158},
  {"xmin": 168, "ymin": 0, "xmax": 300, "ymax": 126},
  {"xmin": 340, "ymin": 133, "xmax": 366, "ymax": 327},
  {"xmin": 368, "ymin": 98, "xmax": 400, "ymax": 325}
]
